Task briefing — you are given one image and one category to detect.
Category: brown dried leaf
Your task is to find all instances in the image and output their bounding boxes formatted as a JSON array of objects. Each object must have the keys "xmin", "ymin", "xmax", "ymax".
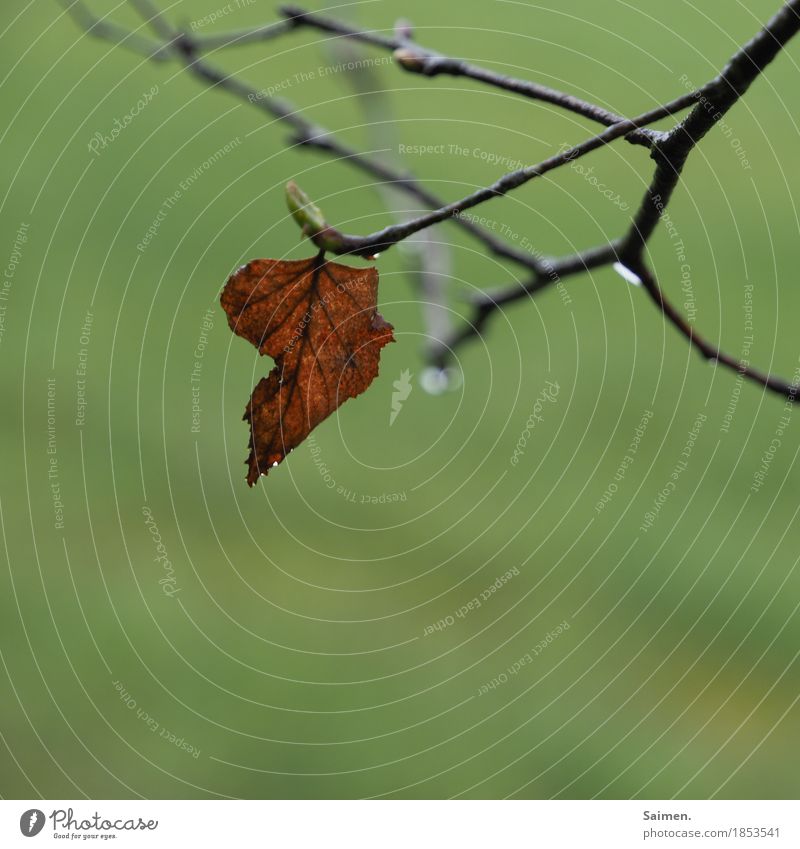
[{"xmin": 221, "ymin": 255, "xmax": 394, "ymax": 486}]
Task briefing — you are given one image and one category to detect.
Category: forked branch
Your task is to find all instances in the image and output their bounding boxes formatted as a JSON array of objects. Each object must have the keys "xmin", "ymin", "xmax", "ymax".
[{"xmin": 62, "ymin": 0, "xmax": 800, "ymax": 398}]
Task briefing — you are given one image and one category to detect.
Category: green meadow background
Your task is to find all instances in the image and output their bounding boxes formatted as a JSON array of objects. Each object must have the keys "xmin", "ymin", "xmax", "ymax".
[{"xmin": 1, "ymin": 0, "xmax": 799, "ymax": 799}]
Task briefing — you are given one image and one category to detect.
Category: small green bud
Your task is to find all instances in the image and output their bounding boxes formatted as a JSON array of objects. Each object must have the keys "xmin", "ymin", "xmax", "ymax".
[{"xmin": 285, "ymin": 181, "xmax": 327, "ymax": 236}]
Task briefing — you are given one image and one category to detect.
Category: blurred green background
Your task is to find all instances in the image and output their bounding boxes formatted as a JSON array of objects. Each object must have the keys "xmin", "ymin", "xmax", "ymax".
[{"xmin": 1, "ymin": 0, "xmax": 799, "ymax": 799}]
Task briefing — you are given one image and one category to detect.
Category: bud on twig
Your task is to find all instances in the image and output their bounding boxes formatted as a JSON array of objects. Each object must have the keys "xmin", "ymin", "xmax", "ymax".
[
  {"xmin": 393, "ymin": 48, "xmax": 427, "ymax": 73},
  {"xmin": 285, "ymin": 181, "xmax": 327, "ymax": 234},
  {"xmin": 285, "ymin": 181, "xmax": 347, "ymax": 253}
]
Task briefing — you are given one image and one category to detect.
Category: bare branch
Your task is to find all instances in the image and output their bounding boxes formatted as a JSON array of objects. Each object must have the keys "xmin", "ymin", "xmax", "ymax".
[
  {"xmin": 424, "ymin": 0, "xmax": 800, "ymax": 388},
  {"xmin": 110, "ymin": 0, "xmax": 548, "ymax": 273},
  {"xmin": 64, "ymin": 0, "xmax": 800, "ymax": 399},
  {"xmin": 58, "ymin": 0, "xmax": 171, "ymax": 60},
  {"xmin": 315, "ymin": 93, "xmax": 702, "ymax": 260},
  {"xmin": 280, "ymin": 4, "xmax": 667, "ymax": 148},
  {"xmin": 428, "ymin": 242, "xmax": 619, "ymax": 367},
  {"xmin": 181, "ymin": 20, "xmax": 297, "ymax": 52},
  {"xmin": 619, "ymin": 0, "xmax": 800, "ymax": 260},
  {"xmin": 628, "ymin": 261, "xmax": 800, "ymax": 399},
  {"xmin": 280, "ymin": 5, "xmax": 402, "ymax": 51}
]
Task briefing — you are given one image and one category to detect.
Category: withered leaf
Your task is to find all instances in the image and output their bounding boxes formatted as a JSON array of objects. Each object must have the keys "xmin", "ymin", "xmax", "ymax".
[{"xmin": 221, "ymin": 254, "xmax": 394, "ymax": 486}]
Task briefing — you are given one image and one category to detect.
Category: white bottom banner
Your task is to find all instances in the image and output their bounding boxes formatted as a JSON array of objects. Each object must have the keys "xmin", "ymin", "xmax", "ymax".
[{"xmin": 1, "ymin": 800, "xmax": 796, "ymax": 848}]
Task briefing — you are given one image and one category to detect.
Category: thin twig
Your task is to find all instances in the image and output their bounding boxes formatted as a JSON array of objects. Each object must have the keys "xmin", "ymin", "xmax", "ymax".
[
  {"xmin": 58, "ymin": 0, "xmax": 171, "ymax": 60},
  {"xmin": 629, "ymin": 260, "xmax": 800, "ymax": 399},
  {"xmin": 317, "ymin": 92, "xmax": 703, "ymax": 259},
  {"xmin": 620, "ymin": 0, "xmax": 800, "ymax": 260},
  {"xmin": 181, "ymin": 19, "xmax": 298, "ymax": 52},
  {"xmin": 280, "ymin": 4, "xmax": 668, "ymax": 148}
]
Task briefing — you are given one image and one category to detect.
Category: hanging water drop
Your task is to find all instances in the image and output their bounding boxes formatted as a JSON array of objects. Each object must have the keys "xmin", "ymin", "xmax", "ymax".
[
  {"xmin": 613, "ymin": 262, "xmax": 642, "ymax": 286},
  {"xmin": 420, "ymin": 367, "xmax": 461, "ymax": 395}
]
